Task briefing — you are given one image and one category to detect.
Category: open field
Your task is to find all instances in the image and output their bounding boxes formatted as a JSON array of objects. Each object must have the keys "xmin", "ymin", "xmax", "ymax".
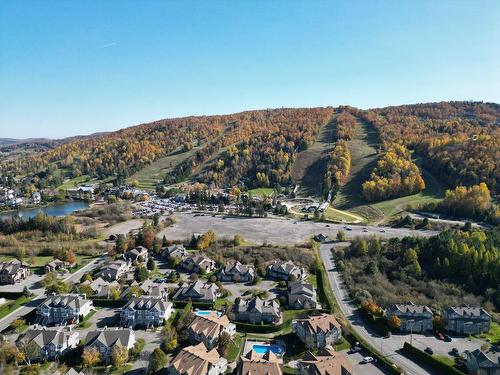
[
  {"xmin": 332, "ymin": 118, "xmax": 379, "ymax": 209},
  {"xmin": 247, "ymin": 188, "xmax": 275, "ymax": 196},
  {"xmin": 292, "ymin": 117, "xmax": 337, "ymax": 197},
  {"xmin": 127, "ymin": 145, "xmax": 202, "ymax": 189},
  {"xmin": 158, "ymin": 212, "xmax": 437, "ymax": 245},
  {"xmin": 371, "ymin": 160, "xmax": 445, "ymax": 222}
]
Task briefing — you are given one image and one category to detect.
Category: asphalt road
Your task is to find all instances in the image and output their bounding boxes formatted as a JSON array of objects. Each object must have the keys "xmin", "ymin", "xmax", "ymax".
[
  {"xmin": 319, "ymin": 243, "xmax": 482, "ymax": 375},
  {"xmin": 0, "ymin": 254, "xmax": 107, "ymax": 332},
  {"xmin": 159, "ymin": 213, "xmax": 437, "ymax": 245}
]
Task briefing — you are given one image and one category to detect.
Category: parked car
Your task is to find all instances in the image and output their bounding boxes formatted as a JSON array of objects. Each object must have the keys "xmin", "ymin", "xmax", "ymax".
[
  {"xmin": 444, "ymin": 334, "xmax": 452, "ymax": 342},
  {"xmin": 425, "ymin": 347, "xmax": 434, "ymax": 355},
  {"xmin": 351, "ymin": 346, "xmax": 361, "ymax": 353},
  {"xmin": 362, "ymin": 357, "xmax": 373, "ymax": 363}
]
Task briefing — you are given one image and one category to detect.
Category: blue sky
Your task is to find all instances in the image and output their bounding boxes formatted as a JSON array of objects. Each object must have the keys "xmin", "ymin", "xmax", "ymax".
[{"xmin": 1, "ymin": 1, "xmax": 499, "ymax": 139}]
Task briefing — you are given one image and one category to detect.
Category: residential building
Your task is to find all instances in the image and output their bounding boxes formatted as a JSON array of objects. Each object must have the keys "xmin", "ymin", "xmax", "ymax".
[
  {"xmin": 287, "ymin": 281, "xmax": 320, "ymax": 310},
  {"xmin": 173, "ymin": 280, "xmax": 220, "ymax": 304},
  {"xmin": 217, "ymin": 261, "xmax": 255, "ymax": 283},
  {"xmin": 188, "ymin": 311, "xmax": 236, "ymax": 349},
  {"xmin": 386, "ymin": 302, "xmax": 433, "ymax": 333},
  {"xmin": 16, "ymin": 327, "xmax": 79, "ymax": 362},
  {"xmin": 0, "ymin": 260, "xmax": 30, "ymax": 284},
  {"xmin": 84, "ymin": 328, "xmax": 136, "ymax": 363},
  {"xmin": 238, "ymin": 350, "xmax": 282, "ymax": 375},
  {"xmin": 297, "ymin": 348, "xmax": 353, "ymax": 375},
  {"xmin": 169, "ymin": 342, "xmax": 228, "ymax": 375},
  {"xmin": 124, "ymin": 246, "xmax": 149, "ymax": 263},
  {"xmin": 162, "ymin": 245, "xmax": 187, "ymax": 261},
  {"xmin": 293, "ymin": 313, "xmax": 342, "ymax": 349},
  {"xmin": 81, "ymin": 277, "xmax": 121, "ymax": 298},
  {"xmin": 94, "ymin": 260, "xmax": 131, "ymax": 281},
  {"xmin": 267, "ymin": 260, "xmax": 307, "ymax": 281},
  {"xmin": 442, "ymin": 305, "xmax": 491, "ymax": 335},
  {"xmin": 120, "ymin": 295, "xmax": 173, "ymax": 328},
  {"xmin": 464, "ymin": 349, "xmax": 500, "ymax": 375},
  {"xmin": 45, "ymin": 259, "xmax": 71, "ymax": 274},
  {"xmin": 182, "ymin": 254, "xmax": 217, "ymax": 274},
  {"xmin": 67, "ymin": 185, "xmax": 95, "ymax": 200},
  {"xmin": 37, "ymin": 294, "xmax": 94, "ymax": 326},
  {"xmin": 232, "ymin": 297, "xmax": 281, "ymax": 324}
]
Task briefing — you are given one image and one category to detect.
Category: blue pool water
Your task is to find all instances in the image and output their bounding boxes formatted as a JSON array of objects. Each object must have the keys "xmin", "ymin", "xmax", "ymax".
[
  {"xmin": 195, "ymin": 310, "xmax": 222, "ymax": 317},
  {"xmin": 252, "ymin": 344, "xmax": 284, "ymax": 356}
]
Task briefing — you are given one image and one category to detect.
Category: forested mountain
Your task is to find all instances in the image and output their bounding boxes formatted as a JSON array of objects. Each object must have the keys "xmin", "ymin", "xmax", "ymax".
[{"xmin": 1, "ymin": 102, "xmax": 499, "ymax": 200}]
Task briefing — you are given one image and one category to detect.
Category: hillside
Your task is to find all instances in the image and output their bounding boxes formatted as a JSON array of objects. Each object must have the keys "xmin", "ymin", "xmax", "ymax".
[{"xmin": 2, "ymin": 102, "xmax": 499, "ymax": 209}]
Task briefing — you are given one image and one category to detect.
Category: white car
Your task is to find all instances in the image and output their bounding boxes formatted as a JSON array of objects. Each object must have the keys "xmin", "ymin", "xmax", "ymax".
[{"xmin": 362, "ymin": 357, "xmax": 374, "ymax": 363}]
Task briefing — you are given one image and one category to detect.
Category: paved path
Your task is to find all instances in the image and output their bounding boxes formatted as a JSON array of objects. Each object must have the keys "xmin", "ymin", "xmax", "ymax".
[{"xmin": 158, "ymin": 213, "xmax": 437, "ymax": 245}]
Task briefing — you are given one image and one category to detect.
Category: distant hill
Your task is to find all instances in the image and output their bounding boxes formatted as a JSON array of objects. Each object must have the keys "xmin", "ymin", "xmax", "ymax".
[{"xmin": 3, "ymin": 102, "xmax": 499, "ymax": 197}]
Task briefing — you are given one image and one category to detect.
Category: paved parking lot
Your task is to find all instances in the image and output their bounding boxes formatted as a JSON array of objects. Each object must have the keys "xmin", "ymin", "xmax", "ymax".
[
  {"xmin": 222, "ymin": 280, "xmax": 279, "ymax": 302},
  {"xmin": 342, "ymin": 349, "xmax": 389, "ymax": 375},
  {"xmin": 0, "ymin": 273, "xmax": 44, "ymax": 293}
]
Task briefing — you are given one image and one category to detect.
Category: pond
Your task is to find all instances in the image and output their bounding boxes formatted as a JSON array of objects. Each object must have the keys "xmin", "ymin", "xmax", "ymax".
[{"xmin": 0, "ymin": 201, "xmax": 90, "ymax": 221}]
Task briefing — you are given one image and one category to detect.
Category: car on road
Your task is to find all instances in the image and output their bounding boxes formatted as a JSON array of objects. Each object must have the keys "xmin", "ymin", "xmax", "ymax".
[
  {"xmin": 379, "ymin": 229, "xmax": 386, "ymax": 233},
  {"xmin": 451, "ymin": 348, "xmax": 459, "ymax": 356},
  {"xmin": 362, "ymin": 229, "xmax": 368, "ymax": 232},
  {"xmin": 350, "ymin": 346, "xmax": 361, "ymax": 353},
  {"xmin": 424, "ymin": 347, "xmax": 434, "ymax": 355},
  {"xmin": 362, "ymin": 357, "xmax": 374, "ymax": 363},
  {"xmin": 345, "ymin": 227, "xmax": 352, "ymax": 231}
]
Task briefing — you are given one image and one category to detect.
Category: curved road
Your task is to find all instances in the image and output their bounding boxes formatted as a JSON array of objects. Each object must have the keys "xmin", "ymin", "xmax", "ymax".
[{"xmin": 320, "ymin": 243, "xmax": 437, "ymax": 375}]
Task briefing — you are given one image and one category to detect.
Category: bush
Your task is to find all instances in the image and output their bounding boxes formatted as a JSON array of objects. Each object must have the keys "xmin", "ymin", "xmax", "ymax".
[{"xmin": 402, "ymin": 342, "xmax": 465, "ymax": 375}]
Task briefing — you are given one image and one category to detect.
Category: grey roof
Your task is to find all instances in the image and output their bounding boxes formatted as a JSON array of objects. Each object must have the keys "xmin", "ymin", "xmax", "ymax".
[
  {"xmin": 220, "ymin": 261, "xmax": 255, "ymax": 276},
  {"xmin": 40, "ymin": 294, "xmax": 92, "ymax": 310},
  {"xmin": 288, "ymin": 281, "xmax": 315, "ymax": 297},
  {"xmin": 0, "ymin": 260, "xmax": 29, "ymax": 275},
  {"xmin": 19, "ymin": 328, "xmax": 77, "ymax": 348},
  {"xmin": 444, "ymin": 305, "xmax": 491, "ymax": 318},
  {"xmin": 268, "ymin": 260, "xmax": 306, "ymax": 278},
  {"xmin": 387, "ymin": 302, "xmax": 432, "ymax": 315},
  {"xmin": 162, "ymin": 245, "xmax": 186, "ymax": 258},
  {"xmin": 85, "ymin": 328, "xmax": 134, "ymax": 348},
  {"xmin": 173, "ymin": 280, "xmax": 219, "ymax": 301},
  {"xmin": 183, "ymin": 255, "xmax": 215, "ymax": 268},
  {"xmin": 234, "ymin": 297, "xmax": 280, "ymax": 316},
  {"xmin": 122, "ymin": 296, "xmax": 171, "ymax": 312}
]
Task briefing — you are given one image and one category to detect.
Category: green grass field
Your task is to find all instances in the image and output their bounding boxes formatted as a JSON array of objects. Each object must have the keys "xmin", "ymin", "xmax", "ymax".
[
  {"xmin": 247, "ymin": 188, "xmax": 275, "ymax": 196},
  {"xmin": 127, "ymin": 145, "xmax": 202, "ymax": 189},
  {"xmin": 0, "ymin": 254, "xmax": 94, "ymax": 267},
  {"xmin": 57, "ymin": 175, "xmax": 104, "ymax": 190}
]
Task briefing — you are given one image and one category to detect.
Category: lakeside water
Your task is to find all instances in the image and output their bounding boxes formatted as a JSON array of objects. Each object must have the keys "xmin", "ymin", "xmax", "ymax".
[{"xmin": 0, "ymin": 201, "xmax": 90, "ymax": 221}]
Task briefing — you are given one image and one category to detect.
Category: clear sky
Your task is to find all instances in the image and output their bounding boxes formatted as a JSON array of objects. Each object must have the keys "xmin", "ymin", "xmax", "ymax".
[{"xmin": 1, "ymin": 1, "xmax": 499, "ymax": 139}]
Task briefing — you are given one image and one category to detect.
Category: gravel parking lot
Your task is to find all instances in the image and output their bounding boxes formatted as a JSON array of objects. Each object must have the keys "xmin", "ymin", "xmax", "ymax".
[{"xmin": 158, "ymin": 213, "xmax": 436, "ymax": 245}]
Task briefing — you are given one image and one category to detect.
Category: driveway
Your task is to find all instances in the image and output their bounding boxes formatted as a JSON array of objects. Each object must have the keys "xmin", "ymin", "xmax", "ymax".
[
  {"xmin": 222, "ymin": 280, "xmax": 279, "ymax": 302},
  {"xmin": 319, "ymin": 242, "xmax": 482, "ymax": 375}
]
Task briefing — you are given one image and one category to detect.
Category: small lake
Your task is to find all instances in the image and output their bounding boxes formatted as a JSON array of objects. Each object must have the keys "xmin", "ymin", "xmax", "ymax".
[{"xmin": 0, "ymin": 201, "xmax": 90, "ymax": 221}]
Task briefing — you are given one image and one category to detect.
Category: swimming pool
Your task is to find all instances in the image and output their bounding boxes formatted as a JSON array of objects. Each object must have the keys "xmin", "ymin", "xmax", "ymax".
[
  {"xmin": 252, "ymin": 344, "xmax": 284, "ymax": 356},
  {"xmin": 195, "ymin": 310, "xmax": 222, "ymax": 317}
]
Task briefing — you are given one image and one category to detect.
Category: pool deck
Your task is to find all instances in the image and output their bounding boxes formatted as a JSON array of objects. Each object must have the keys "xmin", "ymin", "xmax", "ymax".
[{"xmin": 243, "ymin": 338, "xmax": 285, "ymax": 364}]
